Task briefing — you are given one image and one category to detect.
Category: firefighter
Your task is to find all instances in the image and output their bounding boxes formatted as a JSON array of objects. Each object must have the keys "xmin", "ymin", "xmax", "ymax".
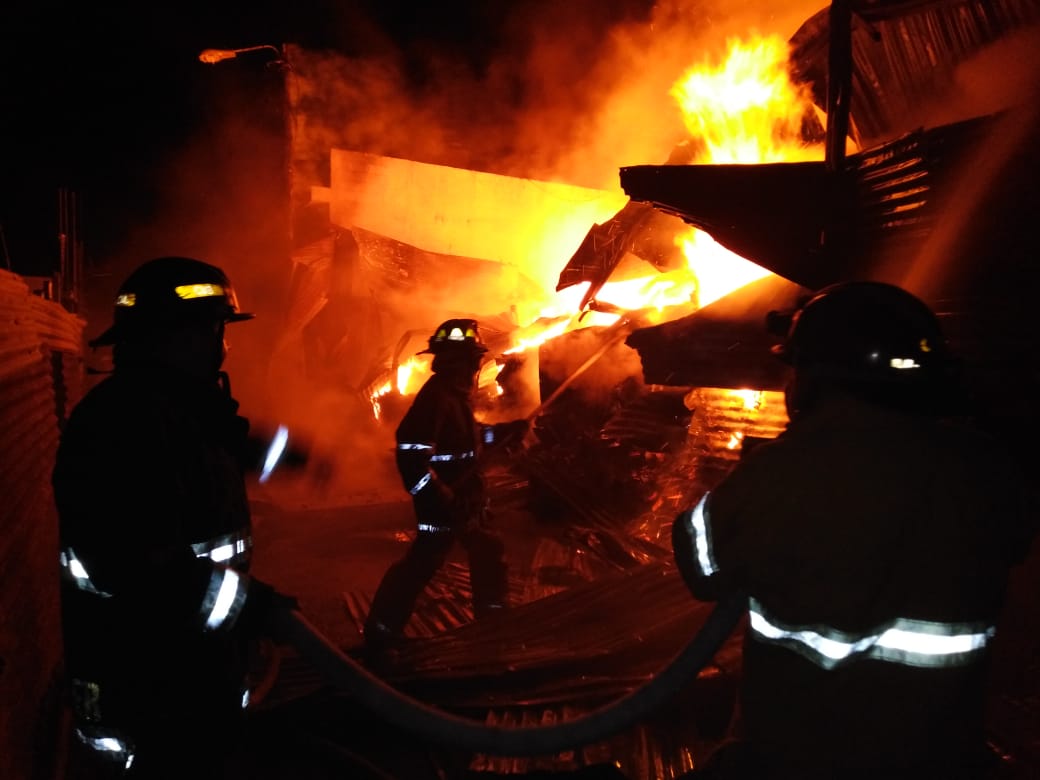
[
  {"xmin": 53, "ymin": 256, "xmax": 296, "ymax": 779},
  {"xmin": 672, "ymin": 281, "xmax": 1035, "ymax": 779},
  {"xmin": 363, "ymin": 318, "xmax": 528, "ymax": 656}
]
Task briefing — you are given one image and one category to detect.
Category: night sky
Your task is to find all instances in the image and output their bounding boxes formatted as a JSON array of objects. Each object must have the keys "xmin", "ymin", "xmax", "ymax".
[{"xmin": 0, "ymin": 0, "xmax": 656, "ymax": 278}]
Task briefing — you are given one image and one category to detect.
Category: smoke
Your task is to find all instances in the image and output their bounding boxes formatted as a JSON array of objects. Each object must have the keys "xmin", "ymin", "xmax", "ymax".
[
  {"xmin": 289, "ymin": 0, "xmax": 820, "ymax": 190},
  {"xmin": 897, "ymin": 22, "xmax": 1040, "ymax": 136},
  {"xmin": 266, "ymin": 0, "xmax": 823, "ymax": 500},
  {"xmin": 81, "ymin": 1, "xmax": 823, "ymax": 505}
]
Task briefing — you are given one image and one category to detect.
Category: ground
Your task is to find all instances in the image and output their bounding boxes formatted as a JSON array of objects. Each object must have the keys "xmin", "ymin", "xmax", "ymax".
[{"xmin": 242, "ymin": 447, "xmax": 1040, "ymax": 779}]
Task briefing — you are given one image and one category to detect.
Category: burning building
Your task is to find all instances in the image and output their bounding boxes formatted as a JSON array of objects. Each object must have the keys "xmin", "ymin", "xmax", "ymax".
[
  {"xmin": 5, "ymin": 0, "xmax": 1040, "ymax": 777},
  {"xmin": 223, "ymin": 0, "xmax": 1039, "ymax": 776}
]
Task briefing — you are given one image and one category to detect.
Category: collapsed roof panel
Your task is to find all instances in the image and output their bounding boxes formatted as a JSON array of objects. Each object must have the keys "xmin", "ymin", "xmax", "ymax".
[
  {"xmin": 619, "ymin": 113, "xmax": 996, "ymax": 291},
  {"xmin": 328, "ymin": 148, "xmax": 627, "ymax": 293},
  {"xmin": 625, "ymin": 274, "xmax": 812, "ymax": 390},
  {"xmin": 554, "ymin": 201, "xmax": 692, "ymax": 310},
  {"xmin": 618, "ymin": 161, "xmax": 836, "ymax": 289}
]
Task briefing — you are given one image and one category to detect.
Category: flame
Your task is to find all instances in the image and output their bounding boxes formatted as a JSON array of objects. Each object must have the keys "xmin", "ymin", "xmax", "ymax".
[
  {"xmin": 370, "ymin": 380, "xmax": 392, "ymax": 420},
  {"xmin": 670, "ymin": 34, "xmax": 822, "ymax": 165},
  {"xmin": 663, "ymin": 33, "xmax": 827, "ymax": 308},
  {"xmin": 367, "ymin": 356, "xmax": 430, "ymax": 420},
  {"xmin": 504, "ymin": 319, "xmax": 571, "ymax": 355},
  {"xmin": 679, "ymin": 231, "xmax": 772, "ymax": 307},
  {"xmin": 477, "ymin": 360, "xmax": 504, "ymax": 394},
  {"xmin": 733, "ymin": 389, "xmax": 765, "ymax": 411},
  {"xmin": 597, "ymin": 272, "xmax": 697, "ymax": 313},
  {"xmin": 396, "ymin": 356, "xmax": 429, "ymax": 395},
  {"xmin": 367, "ymin": 354, "xmax": 504, "ymax": 420},
  {"xmin": 367, "ymin": 34, "xmax": 829, "ymax": 415}
]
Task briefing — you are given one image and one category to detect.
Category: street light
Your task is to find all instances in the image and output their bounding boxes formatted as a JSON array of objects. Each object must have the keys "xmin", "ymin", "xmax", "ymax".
[
  {"xmin": 197, "ymin": 41, "xmax": 298, "ymax": 339},
  {"xmin": 198, "ymin": 45, "xmax": 284, "ymax": 65},
  {"xmin": 196, "ymin": 41, "xmax": 295, "ymax": 236}
]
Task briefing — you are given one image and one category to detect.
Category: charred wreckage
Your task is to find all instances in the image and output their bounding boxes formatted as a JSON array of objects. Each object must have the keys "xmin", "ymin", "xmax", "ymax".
[{"xmin": 243, "ymin": 2, "xmax": 1040, "ymax": 778}]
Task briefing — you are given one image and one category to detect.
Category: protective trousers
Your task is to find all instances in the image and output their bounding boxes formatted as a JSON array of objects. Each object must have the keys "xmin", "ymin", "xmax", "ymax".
[{"xmin": 365, "ymin": 521, "xmax": 508, "ymax": 638}]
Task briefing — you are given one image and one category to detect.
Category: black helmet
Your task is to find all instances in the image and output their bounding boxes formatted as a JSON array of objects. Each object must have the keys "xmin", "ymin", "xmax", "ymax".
[
  {"xmin": 90, "ymin": 257, "xmax": 254, "ymax": 347},
  {"xmin": 772, "ymin": 281, "xmax": 954, "ymax": 390},
  {"xmin": 420, "ymin": 318, "xmax": 488, "ymax": 356}
]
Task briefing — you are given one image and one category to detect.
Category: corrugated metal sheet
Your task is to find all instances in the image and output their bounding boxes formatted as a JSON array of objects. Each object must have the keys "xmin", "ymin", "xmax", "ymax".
[
  {"xmin": 327, "ymin": 386, "xmax": 783, "ymax": 778},
  {"xmin": 0, "ymin": 269, "xmax": 84, "ymax": 780},
  {"xmin": 790, "ymin": 0, "xmax": 1040, "ymax": 147},
  {"xmin": 624, "ymin": 275, "xmax": 813, "ymax": 388}
]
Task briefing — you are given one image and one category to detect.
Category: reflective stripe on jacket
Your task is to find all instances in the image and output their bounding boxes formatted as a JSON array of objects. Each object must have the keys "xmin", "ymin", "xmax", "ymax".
[{"xmin": 671, "ymin": 394, "xmax": 1031, "ymax": 772}]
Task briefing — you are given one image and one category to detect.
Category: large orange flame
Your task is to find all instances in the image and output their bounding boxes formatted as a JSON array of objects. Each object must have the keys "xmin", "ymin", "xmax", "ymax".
[
  {"xmin": 671, "ymin": 34, "xmax": 823, "ymax": 165},
  {"xmin": 368, "ymin": 34, "xmax": 825, "ymax": 417}
]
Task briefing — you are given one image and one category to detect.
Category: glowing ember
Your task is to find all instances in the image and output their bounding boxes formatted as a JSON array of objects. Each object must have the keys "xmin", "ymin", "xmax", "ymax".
[{"xmin": 733, "ymin": 389, "xmax": 765, "ymax": 411}]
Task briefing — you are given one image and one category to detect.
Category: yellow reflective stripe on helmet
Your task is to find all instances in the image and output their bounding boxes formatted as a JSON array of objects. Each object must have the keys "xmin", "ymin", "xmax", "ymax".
[
  {"xmin": 175, "ymin": 283, "xmax": 226, "ymax": 301},
  {"xmin": 115, "ymin": 293, "xmax": 136, "ymax": 307}
]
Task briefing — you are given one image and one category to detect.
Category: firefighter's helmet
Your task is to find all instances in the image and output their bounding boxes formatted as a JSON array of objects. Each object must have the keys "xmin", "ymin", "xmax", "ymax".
[
  {"xmin": 90, "ymin": 257, "xmax": 254, "ymax": 347},
  {"xmin": 772, "ymin": 280, "xmax": 954, "ymax": 388},
  {"xmin": 421, "ymin": 318, "xmax": 488, "ymax": 356}
]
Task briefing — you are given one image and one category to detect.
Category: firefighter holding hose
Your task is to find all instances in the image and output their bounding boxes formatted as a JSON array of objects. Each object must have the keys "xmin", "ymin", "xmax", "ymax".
[
  {"xmin": 363, "ymin": 318, "xmax": 528, "ymax": 659},
  {"xmin": 53, "ymin": 257, "xmax": 298, "ymax": 779},
  {"xmin": 673, "ymin": 281, "xmax": 1035, "ymax": 779}
]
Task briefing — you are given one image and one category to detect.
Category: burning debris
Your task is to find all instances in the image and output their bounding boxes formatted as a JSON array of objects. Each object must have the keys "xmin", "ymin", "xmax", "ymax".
[
  {"xmin": 283, "ymin": 31, "xmax": 825, "ymax": 447},
  {"xmin": 245, "ymin": 2, "xmax": 1040, "ymax": 778}
]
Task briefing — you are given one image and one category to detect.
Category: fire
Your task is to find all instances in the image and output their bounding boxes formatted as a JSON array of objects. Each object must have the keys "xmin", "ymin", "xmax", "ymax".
[
  {"xmin": 366, "ymin": 34, "xmax": 826, "ymax": 418},
  {"xmin": 670, "ymin": 34, "xmax": 823, "ymax": 165},
  {"xmin": 665, "ymin": 33, "xmax": 826, "ymax": 307},
  {"xmin": 680, "ymin": 231, "xmax": 771, "ymax": 308},
  {"xmin": 504, "ymin": 319, "xmax": 571, "ymax": 355},
  {"xmin": 517, "ymin": 34, "xmax": 824, "ymax": 346},
  {"xmin": 395, "ymin": 356, "xmax": 428, "ymax": 395},
  {"xmin": 369, "ymin": 380, "xmax": 392, "ymax": 421},
  {"xmin": 472, "ymin": 35, "xmax": 819, "ymax": 359}
]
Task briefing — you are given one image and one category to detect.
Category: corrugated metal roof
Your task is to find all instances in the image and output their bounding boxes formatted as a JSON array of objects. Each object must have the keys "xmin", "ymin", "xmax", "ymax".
[{"xmin": 790, "ymin": 0, "xmax": 1040, "ymax": 147}]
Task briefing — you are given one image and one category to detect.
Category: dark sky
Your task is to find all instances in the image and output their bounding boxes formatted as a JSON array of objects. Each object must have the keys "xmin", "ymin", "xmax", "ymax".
[{"xmin": 0, "ymin": 0, "xmax": 654, "ymax": 277}]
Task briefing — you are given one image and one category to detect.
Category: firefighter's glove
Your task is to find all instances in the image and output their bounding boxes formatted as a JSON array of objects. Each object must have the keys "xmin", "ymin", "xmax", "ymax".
[{"xmin": 238, "ymin": 577, "xmax": 300, "ymax": 637}]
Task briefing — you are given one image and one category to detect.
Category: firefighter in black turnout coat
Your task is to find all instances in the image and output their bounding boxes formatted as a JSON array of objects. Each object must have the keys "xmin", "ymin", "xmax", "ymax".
[
  {"xmin": 364, "ymin": 318, "xmax": 527, "ymax": 653},
  {"xmin": 673, "ymin": 282, "xmax": 1035, "ymax": 779},
  {"xmin": 53, "ymin": 257, "xmax": 295, "ymax": 779}
]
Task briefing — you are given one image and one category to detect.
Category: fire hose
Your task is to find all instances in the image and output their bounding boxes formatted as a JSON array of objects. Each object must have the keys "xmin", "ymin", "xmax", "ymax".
[{"xmin": 267, "ymin": 591, "xmax": 746, "ymax": 756}]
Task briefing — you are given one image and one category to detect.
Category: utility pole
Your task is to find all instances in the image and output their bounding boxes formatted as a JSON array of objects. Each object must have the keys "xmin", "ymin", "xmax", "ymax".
[{"xmin": 825, "ymin": 0, "xmax": 854, "ymax": 174}]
